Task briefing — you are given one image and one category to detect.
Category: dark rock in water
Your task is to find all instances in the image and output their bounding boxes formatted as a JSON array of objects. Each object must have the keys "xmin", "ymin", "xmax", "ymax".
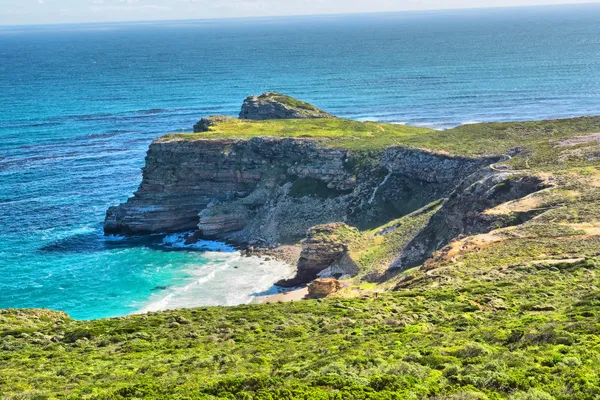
[
  {"xmin": 239, "ymin": 92, "xmax": 332, "ymax": 120},
  {"xmin": 151, "ymin": 286, "xmax": 170, "ymax": 291},
  {"xmin": 183, "ymin": 231, "xmax": 202, "ymax": 245}
]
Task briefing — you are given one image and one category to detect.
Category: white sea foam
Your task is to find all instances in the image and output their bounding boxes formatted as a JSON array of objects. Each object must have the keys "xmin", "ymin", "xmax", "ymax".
[
  {"xmin": 134, "ymin": 246, "xmax": 296, "ymax": 314},
  {"xmin": 162, "ymin": 233, "xmax": 236, "ymax": 252}
]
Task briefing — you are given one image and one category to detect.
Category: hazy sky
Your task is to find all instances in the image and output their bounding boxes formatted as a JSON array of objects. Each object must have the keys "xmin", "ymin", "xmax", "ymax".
[{"xmin": 0, "ymin": 0, "xmax": 598, "ymax": 26}]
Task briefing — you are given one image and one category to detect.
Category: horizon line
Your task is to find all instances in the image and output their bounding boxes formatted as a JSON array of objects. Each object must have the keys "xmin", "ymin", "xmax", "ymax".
[{"xmin": 0, "ymin": 1, "xmax": 599, "ymax": 28}]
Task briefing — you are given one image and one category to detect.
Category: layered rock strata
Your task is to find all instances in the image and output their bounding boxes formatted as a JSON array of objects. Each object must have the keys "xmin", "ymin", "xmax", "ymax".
[
  {"xmin": 390, "ymin": 171, "xmax": 549, "ymax": 270},
  {"xmin": 104, "ymin": 137, "xmax": 496, "ymax": 244}
]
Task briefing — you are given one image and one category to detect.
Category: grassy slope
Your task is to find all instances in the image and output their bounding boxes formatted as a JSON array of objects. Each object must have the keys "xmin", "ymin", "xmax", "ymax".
[
  {"xmin": 2, "ymin": 117, "xmax": 600, "ymax": 399},
  {"xmin": 1, "ymin": 258, "xmax": 599, "ymax": 399},
  {"xmin": 161, "ymin": 116, "xmax": 600, "ymax": 167}
]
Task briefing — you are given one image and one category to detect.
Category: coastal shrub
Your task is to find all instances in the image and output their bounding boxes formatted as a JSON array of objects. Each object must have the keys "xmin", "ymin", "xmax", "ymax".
[
  {"xmin": 508, "ymin": 389, "xmax": 555, "ymax": 400},
  {"xmin": 453, "ymin": 343, "xmax": 492, "ymax": 359}
]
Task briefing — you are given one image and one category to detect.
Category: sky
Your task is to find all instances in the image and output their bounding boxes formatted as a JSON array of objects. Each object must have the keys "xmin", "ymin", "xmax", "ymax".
[{"xmin": 0, "ymin": 0, "xmax": 598, "ymax": 26}]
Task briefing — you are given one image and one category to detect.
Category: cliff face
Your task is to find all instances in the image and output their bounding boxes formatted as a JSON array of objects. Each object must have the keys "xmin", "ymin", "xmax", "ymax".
[{"xmin": 104, "ymin": 137, "xmax": 495, "ymax": 244}]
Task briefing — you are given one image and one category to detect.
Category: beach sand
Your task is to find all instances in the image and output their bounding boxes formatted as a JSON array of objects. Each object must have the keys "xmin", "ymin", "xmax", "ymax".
[{"xmin": 260, "ymin": 287, "xmax": 309, "ymax": 304}]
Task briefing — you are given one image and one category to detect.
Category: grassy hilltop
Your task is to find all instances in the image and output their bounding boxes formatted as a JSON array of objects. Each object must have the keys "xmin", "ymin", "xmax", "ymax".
[
  {"xmin": 163, "ymin": 115, "xmax": 600, "ymax": 168},
  {"xmin": 2, "ymin": 111, "xmax": 600, "ymax": 399}
]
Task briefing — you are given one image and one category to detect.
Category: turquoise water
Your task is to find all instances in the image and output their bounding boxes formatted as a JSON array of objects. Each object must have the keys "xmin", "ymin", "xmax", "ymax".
[{"xmin": 1, "ymin": 4, "xmax": 600, "ymax": 319}]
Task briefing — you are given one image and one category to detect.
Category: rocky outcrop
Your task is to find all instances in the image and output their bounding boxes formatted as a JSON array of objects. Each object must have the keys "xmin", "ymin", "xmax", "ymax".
[
  {"xmin": 277, "ymin": 224, "xmax": 350, "ymax": 287},
  {"xmin": 193, "ymin": 115, "xmax": 236, "ymax": 133},
  {"xmin": 390, "ymin": 171, "xmax": 549, "ymax": 270},
  {"xmin": 308, "ymin": 278, "xmax": 342, "ymax": 298},
  {"xmin": 105, "ymin": 136, "xmax": 495, "ymax": 243},
  {"xmin": 239, "ymin": 92, "xmax": 332, "ymax": 120}
]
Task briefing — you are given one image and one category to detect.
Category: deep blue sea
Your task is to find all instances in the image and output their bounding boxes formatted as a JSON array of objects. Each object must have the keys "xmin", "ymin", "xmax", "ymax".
[{"xmin": 1, "ymin": 4, "xmax": 600, "ymax": 320}]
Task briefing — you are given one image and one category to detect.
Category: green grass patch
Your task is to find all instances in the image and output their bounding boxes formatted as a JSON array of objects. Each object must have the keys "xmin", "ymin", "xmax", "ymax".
[{"xmin": 161, "ymin": 116, "xmax": 600, "ymax": 170}]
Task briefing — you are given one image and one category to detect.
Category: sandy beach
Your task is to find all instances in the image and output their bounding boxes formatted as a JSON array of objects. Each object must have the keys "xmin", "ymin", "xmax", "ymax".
[{"xmin": 257, "ymin": 287, "xmax": 309, "ymax": 304}]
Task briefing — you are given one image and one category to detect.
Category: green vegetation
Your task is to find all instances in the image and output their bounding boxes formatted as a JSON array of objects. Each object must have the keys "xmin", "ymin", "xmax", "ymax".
[
  {"xmin": 3, "ymin": 175, "xmax": 598, "ymax": 399},
  {"xmin": 161, "ymin": 116, "xmax": 600, "ymax": 170},
  {"xmin": 329, "ymin": 200, "xmax": 443, "ymax": 282},
  {"xmin": 161, "ymin": 118, "xmax": 436, "ymax": 153}
]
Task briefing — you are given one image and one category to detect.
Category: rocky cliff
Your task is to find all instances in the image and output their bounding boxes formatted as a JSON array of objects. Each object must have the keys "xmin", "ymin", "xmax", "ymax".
[{"xmin": 104, "ymin": 136, "xmax": 494, "ymax": 245}]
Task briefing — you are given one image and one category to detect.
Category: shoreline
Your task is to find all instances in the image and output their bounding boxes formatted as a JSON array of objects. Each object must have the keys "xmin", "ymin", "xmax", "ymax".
[{"xmin": 129, "ymin": 233, "xmax": 300, "ymax": 315}]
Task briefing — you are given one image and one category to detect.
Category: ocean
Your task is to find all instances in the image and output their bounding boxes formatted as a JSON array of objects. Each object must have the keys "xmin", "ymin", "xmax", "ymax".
[{"xmin": 1, "ymin": 4, "xmax": 599, "ymax": 320}]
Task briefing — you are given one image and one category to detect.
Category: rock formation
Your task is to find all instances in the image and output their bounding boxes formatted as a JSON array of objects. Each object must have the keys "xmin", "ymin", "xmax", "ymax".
[
  {"xmin": 239, "ymin": 92, "xmax": 332, "ymax": 120},
  {"xmin": 307, "ymin": 278, "xmax": 343, "ymax": 298},
  {"xmin": 277, "ymin": 224, "xmax": 349, "ymax": 287},
  {"xmin": 193, "ymin": 115, "xmax": 236, "ymax": 133},
  {"xmin": 390, "ymin": 171, "xmax": 549, "ymax": 270}
]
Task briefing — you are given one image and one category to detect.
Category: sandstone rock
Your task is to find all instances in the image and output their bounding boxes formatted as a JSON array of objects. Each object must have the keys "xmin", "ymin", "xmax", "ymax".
[
  {"xmin": 239, "ymin": 92, "xmax": 332, "ymax": 120},
  {"xmin": 390, "ymin": 171, "xmax": 549, "ymax": 271},
  {"xmin": 198, "ymin": 206, "xmax": 248, "ymax": 237},
  {"xmin": 308, "ymin": 278, "xmax": 342, "ymax": 298}
]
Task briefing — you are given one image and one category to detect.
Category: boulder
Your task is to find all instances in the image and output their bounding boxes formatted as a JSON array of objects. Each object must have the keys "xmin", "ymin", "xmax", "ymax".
[
  {"xmin": 276, "ymin": 223, "xmax": 350, "ymax": 287},
  {"xmin": 308, "ymin": 278, "xmax": 342, "ymax": 298}
]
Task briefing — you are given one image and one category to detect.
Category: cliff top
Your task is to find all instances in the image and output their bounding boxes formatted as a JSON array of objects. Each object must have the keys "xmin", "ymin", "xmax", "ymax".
[{"xmin": 162, "ymin": 114, "xmax": 600, "ymax": 170}]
